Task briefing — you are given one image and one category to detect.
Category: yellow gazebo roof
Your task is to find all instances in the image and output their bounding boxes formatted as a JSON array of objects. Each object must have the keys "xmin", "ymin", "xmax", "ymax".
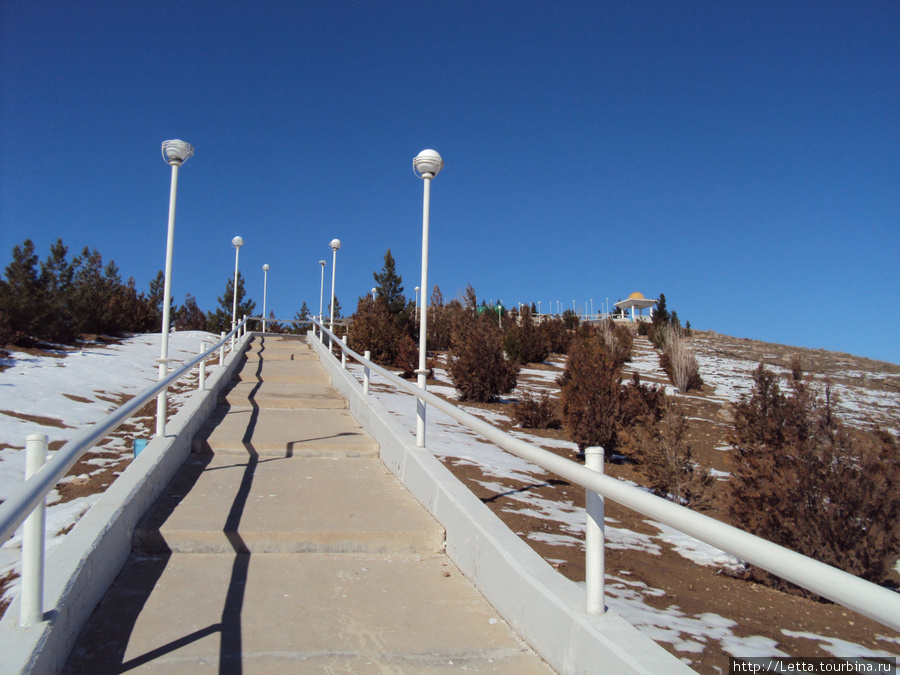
[{"xmin": 615, "ymin": 292, "xmax": 657, "ymax": 311}]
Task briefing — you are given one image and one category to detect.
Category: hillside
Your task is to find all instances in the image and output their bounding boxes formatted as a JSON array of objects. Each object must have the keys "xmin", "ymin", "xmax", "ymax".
[{"xmin": 1, "ymin": 329, "xmax": 898, "ymax": 673}]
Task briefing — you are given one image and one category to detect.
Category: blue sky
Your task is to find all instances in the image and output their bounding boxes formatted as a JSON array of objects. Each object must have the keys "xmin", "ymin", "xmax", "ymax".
[{"xmin": 2, "ymin": 1, "xmax": 898, "ymax": 363}]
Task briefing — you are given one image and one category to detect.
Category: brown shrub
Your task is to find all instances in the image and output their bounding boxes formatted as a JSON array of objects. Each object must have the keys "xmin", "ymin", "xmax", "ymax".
[
  {"xmin": 621, "ymin": 400, "xmax": 714, "ymax": 509},
  {"xmin": 348, "ymin": 296, "xmax": 402, "ymax": 365},
  {"xmin": 597, "ymin": 318, "xmax": 633, "ymax": 368},
  {"xmin": 539, "ymin": 318, "xmax": 571, "ymax": 354},
  {"xmin": 727, "ymin": 361, "xmax": 900, "ymax": 588},
  {"xmin": 558, "ymin": 326, "xmax": 623, "ymax": 452},
  {"xmin": 513, "ymin": 391, "xmax": 559, "ymax": 429},
  {"xmin": 448, "ymin": 316, "xmax": 518, "ymax": 402},
  {"xmin": 619, "ymin": 373, "xmax": 666, "ymax": 429}
]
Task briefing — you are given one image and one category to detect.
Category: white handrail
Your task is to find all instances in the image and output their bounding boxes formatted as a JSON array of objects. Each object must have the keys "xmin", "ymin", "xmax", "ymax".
[
  {"xmin": 0, "ymin": 319, "xmax": 249, "ymax": 548},
  {"xmin": 310, "ymin": 319, "xmax": 900, "ymax": 632}
]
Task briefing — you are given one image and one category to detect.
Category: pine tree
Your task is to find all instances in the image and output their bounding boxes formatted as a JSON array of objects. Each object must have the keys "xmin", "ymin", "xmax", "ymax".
[
  {"xmin": 148, "ymin": 270, "xmax": 166, "ymax": 325},
  {"xmin": 174, "ymin": 294, "xmax": 207, "ymax": 331},
  {"xmin": 329, "ymin": 295, "xmax": 341, "ymax": 320},
  {"xmin": 1, "ymin": 240, "xmax": 42, "ymax": 342},
  {"xmin": 39, "ymin": 239, "xmax": 77, "ymax": 342},
  {"xmin": 373, "ymin": 249, "xmax": 406, "ymax": 315},
  {"xmin": 653, "ymin": 293, "xmax": 670, "ymax": 325},
  {"xmin": 207, "ymin": 273, "xmax": 256, "ymax": 334},
  {"xmin": 288, "ymin": 301, "xmax": 311, "ymax": 334}
]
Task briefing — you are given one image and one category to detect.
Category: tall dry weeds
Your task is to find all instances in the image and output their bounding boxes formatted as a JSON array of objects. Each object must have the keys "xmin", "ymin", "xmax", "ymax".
[{"xmin": 659, "ymin": 324, "xmax": 702, "ymax": 392}]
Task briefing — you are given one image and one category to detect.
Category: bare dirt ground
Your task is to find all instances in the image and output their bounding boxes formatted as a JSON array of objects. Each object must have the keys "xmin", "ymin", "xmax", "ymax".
[{"xmin": 428, "ymin": 331, "xmax": 900, "ymax": 674}]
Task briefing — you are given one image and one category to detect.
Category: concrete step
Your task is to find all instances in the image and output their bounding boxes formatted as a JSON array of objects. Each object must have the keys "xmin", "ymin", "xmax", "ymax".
[
  {"xmin": 232, "ymin": 358, "xmax": 330, "ymax": 383},
  {"xmin": 134, "ymin": 455, "xmax": 444, "ymax": 555},
  {"xmin": 243, "ymin": 335, "xmax": 315, "ymax": 361},
  {"xmin": 65, "ymin": 553, "xmax": 552, "ymax": 673},
  {"xmin": 219, "ymin": 381, "xmax": 347, "ymax": 409},
  {"xmin": 192, "ymin": 407, "xmax": 380, "ymax": 457}
]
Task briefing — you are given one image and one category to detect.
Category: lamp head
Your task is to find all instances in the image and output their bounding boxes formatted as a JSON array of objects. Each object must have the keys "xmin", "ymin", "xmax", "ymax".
[
  {"xmin": 263, "ymin": 264, "xmax": 269, "ymax": 272},
  {"xmin": 232, "ymin": 236, "xmax": 244, "ymax": 249},
  {"xmin": 413, "ymin": 149, "xmax": 443, "ymax": 179},
  {"xmin": 162, "ymin": 140, "xmax": 194, "ymax": 166},
  {"xmin": 330, "ymin": 239, "xmax": 341, "ymax": 251},
  {"xmin": 319, "ymin": 260, "xmax": 326, "ymax": 267}
]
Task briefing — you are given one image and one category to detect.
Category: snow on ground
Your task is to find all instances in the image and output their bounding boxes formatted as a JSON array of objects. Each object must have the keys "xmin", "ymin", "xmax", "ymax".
[
  {"xmin": 0, "ymin": 331, "xmax": 218, "ymax": 606},
  {"xmin": 351, "ymin": 362, "xmax": 895, "ymax": 662}
]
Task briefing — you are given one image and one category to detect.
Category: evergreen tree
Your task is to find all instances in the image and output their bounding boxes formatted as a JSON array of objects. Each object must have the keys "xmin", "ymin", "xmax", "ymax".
[
  {"xmin": 38, "ymin": 238, "xmax": 77, "ymax": 342},
  {"xmin": 653, "ymin": 293, "xmax": 670, "ymax": 325},
  {"xmin": 148, "ymin": 270, "xmax": 166, "ymax": 324},
  {"xmin": 174, "ymin": 294, "xmax": 207, "ymax": 331},
  {"xmin": 207, "ymin": 273, "xmax": 256, "ymax": 334},
  {"xmin": 1, "ymin": 240, "xmax": 42, "ymax": 342},
  {"xmin": 329, "ymin": 295, "xmax": 342, "ymax": 320},
  {"xmin": 288, "ymin": 301, "xmax": 311, "ymax": 334},
  {"xmin": 373, "ymin": 249, "xmax": 406, "ymax": 315}
]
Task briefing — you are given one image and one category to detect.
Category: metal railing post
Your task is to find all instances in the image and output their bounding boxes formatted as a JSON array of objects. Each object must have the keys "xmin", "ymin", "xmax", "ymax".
[
  {"xmin": 20, "ymin": 433, "xmax": 48, "ymax": 627},
  {"xmin": 341, "ymin": 336, "xmax": 347, "ymax": 369},
  {"xmin": 198, "ymin": 343, "xmax": 206, "ymax": 391},
  {"xmin": 242, "ymin": 315, "xmax": 247, "ymax": 337},
  {"xmin": 219, "ymin": 332, "xmax": 226, "ymax": 365},
  {"xmin": 363, "ymin": 350, "xmax": 371, "ymax": 395},
  {"xmin": 585, "ymin": 446, "xmax": 605, "ymax": 615}
]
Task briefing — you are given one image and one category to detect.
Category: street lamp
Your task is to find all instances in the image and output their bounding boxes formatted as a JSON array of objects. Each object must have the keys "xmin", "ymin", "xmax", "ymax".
[
  {"xmin": 329, "ymin": 239, "xmax": 341, "ymax": 331},
  {"xmin": 318, "ymin": 260, "xmax": 326, "ymax": 323},
  {"xmin": 372, "ymin": 287, "xmax": 377, "ymax": 300},
  {"xmin": 231, "ymin": 236, "xmax": 244, "ymax": 332},
  {"xmin": 415, "ymin": 286, "xmax": 420, "ymax": 325},
  {"xmin": 413, "ymin": 148, "xmax": 443, "ymax": 447},
  {"xmin": 156, "ymin": 139, "xmax": 193, "ymax": 439},
  {"xmin": 262, "ymin": 264, "xmax": 270, "ymax": 333}
]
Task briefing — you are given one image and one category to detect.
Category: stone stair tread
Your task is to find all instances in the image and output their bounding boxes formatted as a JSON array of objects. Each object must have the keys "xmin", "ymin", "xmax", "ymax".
[
  {"xmin": 220, "ymin": 381, "xmax": 347, "ymax": 409},
  {"xmin": 135, "ymin": 455, "xmax": 443, "ymax": 555},
  {"xmin": 192, "ymin": 407, "xmax": 379, "ymax": 457},
  {"xmin": 233, "ymin": 359, "xmax": 329, "ymax": 383},
  {"xmin": 65, "ymin": 553, "xmax": 552, "ymax": 674}
]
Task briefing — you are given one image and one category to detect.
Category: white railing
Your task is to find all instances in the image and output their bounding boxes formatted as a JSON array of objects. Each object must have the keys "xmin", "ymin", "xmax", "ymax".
[
  {"xmin": 310, "ymin": 319, "xmax": 900, "ymax": 632},
  {"xmin": 0, "ymin": 317, "xmax": 250, "ymax": 626}
]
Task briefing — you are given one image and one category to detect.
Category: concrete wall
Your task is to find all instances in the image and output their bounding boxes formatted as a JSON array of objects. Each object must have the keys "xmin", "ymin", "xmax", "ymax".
[
  {"xmin": 308, "ymin": 333, "xmax": 693, "ymax": 675},
  {"xmin": 0, "ymin": 333, "xmax": 252, "ymax": 675}
]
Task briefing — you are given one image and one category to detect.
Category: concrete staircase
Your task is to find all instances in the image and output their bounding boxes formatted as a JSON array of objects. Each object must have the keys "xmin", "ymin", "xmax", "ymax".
[{"xmin": 65, "ymin": 334, "xmax": 551, "ymax": 672}]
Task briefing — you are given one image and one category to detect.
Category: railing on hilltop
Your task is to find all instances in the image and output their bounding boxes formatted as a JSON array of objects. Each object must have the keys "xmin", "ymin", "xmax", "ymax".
[
  {"xmin": 0, "ymin": 317, "xmax": 251, "ymax": 627},
  {"xmin": 309, "ymin": 318, "xmax": 900, "ymax": 632}
]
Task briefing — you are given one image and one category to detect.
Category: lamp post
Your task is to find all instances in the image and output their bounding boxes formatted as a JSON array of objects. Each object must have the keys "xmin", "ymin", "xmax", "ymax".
[
  {"xmin": 318, "ymin": 260, "xmax": 326, "ymax": 323},
  {"xmin": 414, "ymin": 286, "xmax": 420, "ymax": 325},
  {"xmin": 329, "ymin": 239, "xmax": 341, "ymax": 331},
  {"xmin": 231, "ymin": 236, "xmax": 244, "ymax": 333},
  {"xmin": 413, "ymin": 149, "xmax": 443, "ymax": 447},
  {"xmin": 262, "ymin": 264, "xmax": 270, "ymax": 332},
  {"xmin": 156, "ymin": 139, "xmax": 193, "ymax": 439},
  {"xmin": 372, "ymin": 287, "xmax": 377, "ymax": 300}
]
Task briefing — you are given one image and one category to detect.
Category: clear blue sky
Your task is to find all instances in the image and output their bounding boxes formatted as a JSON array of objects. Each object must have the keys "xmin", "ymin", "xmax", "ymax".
[{"xmin": 2, "ymin": 1, "xmax": 898, "ymax": 363}]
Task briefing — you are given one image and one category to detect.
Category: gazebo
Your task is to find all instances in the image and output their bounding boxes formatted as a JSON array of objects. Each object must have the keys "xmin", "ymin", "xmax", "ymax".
[{"xmin": 615, "ymin": 292, "xmax": 657, "ymax": 322}]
